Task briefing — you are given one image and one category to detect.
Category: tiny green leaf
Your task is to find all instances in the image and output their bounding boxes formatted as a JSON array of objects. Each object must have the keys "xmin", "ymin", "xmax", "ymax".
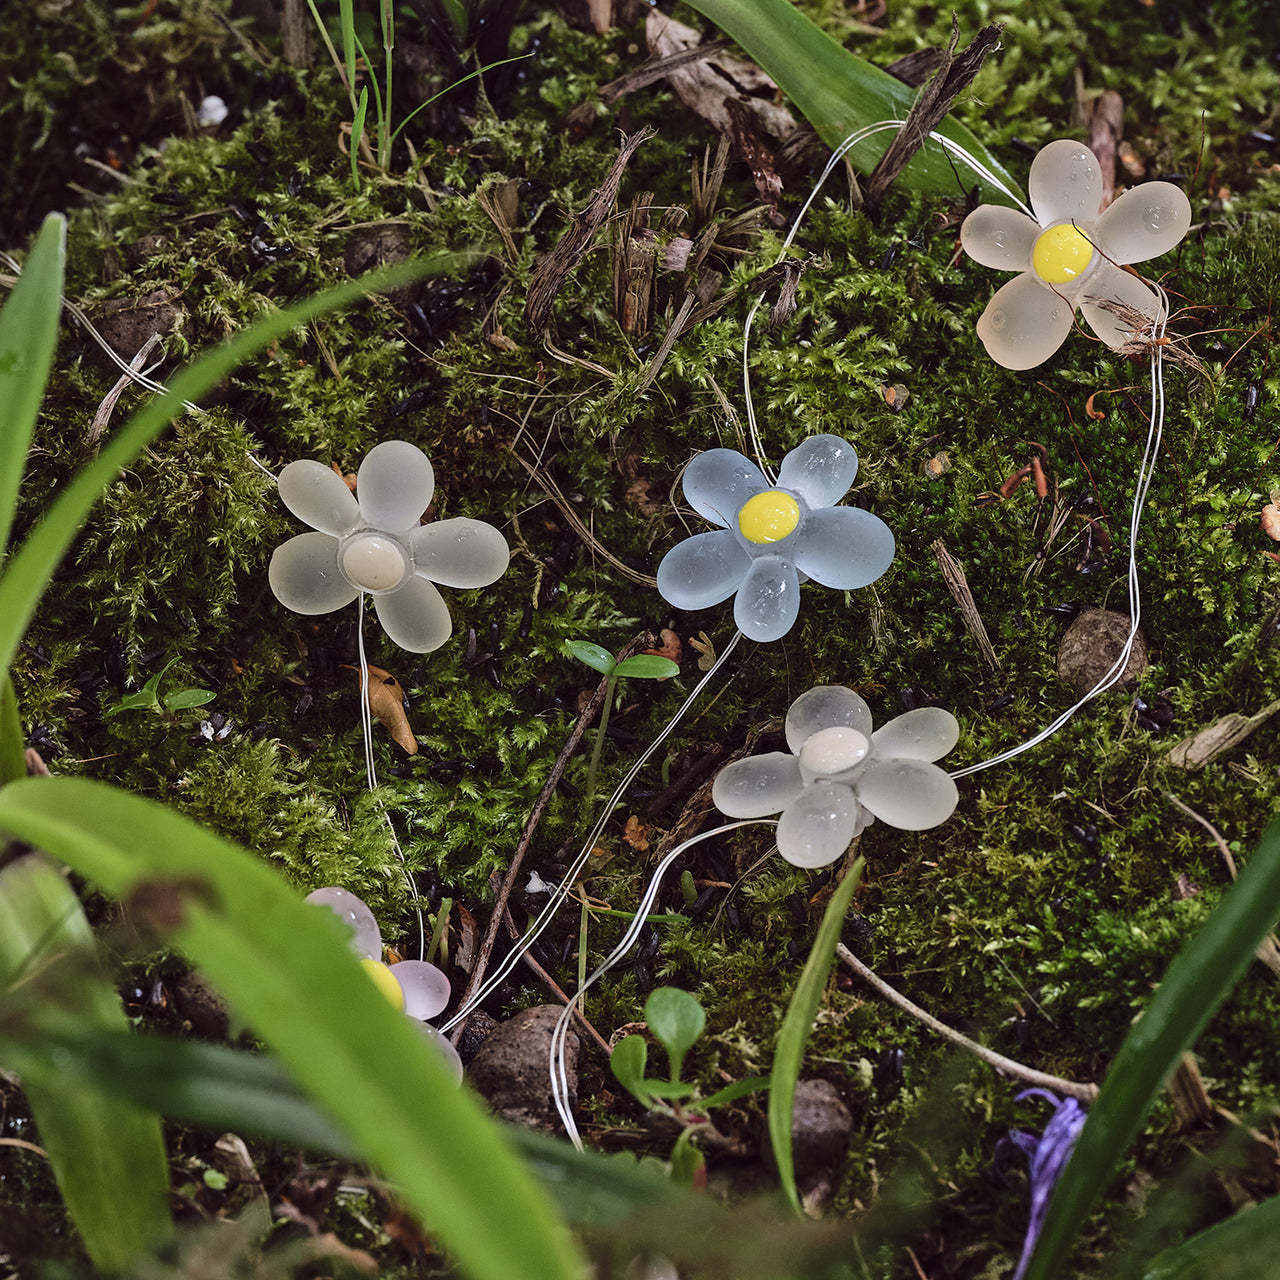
[
  {"xmin": 700, "ymin": 1075, "xmax": 772, "ymax": 1110},
  {"xmin": 564, "ymin": 640, "xmax": 616, "ymax": 676},
  {"xmin": 614, "ymin": 655, "xmax": 680, "ymax": 680},
  {"xmin": 645, "ymin": 987, "xmax": 705, "ymax": 1082},
  {"xmin": 163, "ymin": 689, "xmax": 216, "ymax": 712},
  {"xmin": 633, "ymin": 1080, "xmax": 697, "ymax": 1102},
  {"xmin": 669, "ymin": 1128, "xmax": 705, "ymax": 1188},
  {"xmin": 610, "ymin": 1034, "xmax": 651, "ymax": 1105}
]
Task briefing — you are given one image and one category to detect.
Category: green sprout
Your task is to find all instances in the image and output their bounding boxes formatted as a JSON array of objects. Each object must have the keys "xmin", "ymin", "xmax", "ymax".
[{"xmin": 103, "ymin": 659, "xmax": 214, "ymax": 720}]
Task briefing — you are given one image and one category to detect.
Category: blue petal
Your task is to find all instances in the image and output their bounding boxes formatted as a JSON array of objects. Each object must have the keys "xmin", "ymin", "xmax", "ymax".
[
  {"xmin": 777, "ymin": 435, "xmax": 858, "ymax": 510},
  {"xmin": 657, "ymin": 530, "xmax": 749, "ymax": 610},
  {"xmin": 683, "ymin": 449, "xmax": 768, "ymax": 527},
  {"xmin": 733, "ymin": 555, "xmax": 800, "ymax": 643},
  {"xmin": 793, "ymin": 507, "xmax": 895, "ymax": 590}
]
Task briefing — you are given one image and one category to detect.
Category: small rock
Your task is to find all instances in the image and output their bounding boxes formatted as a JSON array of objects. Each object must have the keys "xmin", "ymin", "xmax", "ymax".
[
  {"xmin": 763, "ymin": 1079, "xmax": 853, "ymax": 1179},
  {"xmin": 454, "ymin": 1009, "xmax": 499, "ymax": 1064},
  {"xmin": 98, "ymin": 289, "xmax": 183, "ymax": 360},
  {"xmin": 173, "ymin": 969, "xmax": 230, "ymax": 1039},
  {"xmin": 344, "ymin": 222, "xmax": 416, "ymax": 307},
  {"xmin": 467, "ymin": 1005, "xmax": 579, "ymax": 1134},
  {"xmin": 1056, "ymin": 607, "xmax": 1147, "ymax": 698}
]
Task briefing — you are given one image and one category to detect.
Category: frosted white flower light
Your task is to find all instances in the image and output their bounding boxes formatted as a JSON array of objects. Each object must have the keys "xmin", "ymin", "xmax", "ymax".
[
  {"xmin": 961, "ymin": 140, "xmax": 1192, "ymax": 369},
  {"xmin": 305, "ymin": 886, "xmax": 463, "ymax": 1082},
  {"xmin": 712, "ymin": 686, "xmax": 960, "ymax": 867},
  {"xmin": 656, "ymin": 436, "xmax": 895, "ymax": 643},
  {"xmin": 269, "ymin": 441, "xmax": 510, "ymax": 652}
]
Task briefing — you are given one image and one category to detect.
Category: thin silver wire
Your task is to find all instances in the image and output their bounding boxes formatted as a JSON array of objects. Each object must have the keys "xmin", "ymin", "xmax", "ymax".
[{"xmin": 551, "ymin": 818, "xmax": 776, "ymax": 1147}]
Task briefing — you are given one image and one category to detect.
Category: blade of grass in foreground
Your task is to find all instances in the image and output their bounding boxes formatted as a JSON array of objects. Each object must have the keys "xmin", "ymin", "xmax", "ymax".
[
  {"xmin": 0, "ymin": 776, "xmax": 584, "ymax": 1280},
  {"xmin": 1023, "ymin": 814, "xmax": 1280, "ymax": 1279}
]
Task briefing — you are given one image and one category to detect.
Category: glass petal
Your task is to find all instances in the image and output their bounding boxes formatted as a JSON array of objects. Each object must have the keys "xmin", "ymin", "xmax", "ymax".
[
  {"xmin": 855, "ymin": 758, "xmax": 958, "ymax": 830},
  {"xmin": 871, "ymin": 707, "xmax": 959, "ymax": 762},
  {"xmin": 415, "ymin": 1022, "xmax": 464, "ymax": 1084},
  {"xmin": 712, "ymin": 753, "xmax": 804, "ymax": 818},
  {"xmin": 657, "ymin": 530, "xmax": 749, "ymax": 610},
  {"xmin": 960, "ymin": 205, "xmax": 1040, "ymax": 271},
  {"xmin": 373, "ymin": 577, "xmax": 452, "ymax": 652},
  {"xmin": 776, "ymin": 782, "xmax": 861, "ymax": 869},
  {"xmin": 776, "ymin": 435, "xmax": 858, "ymax": 509},
  {"xmin": 409, "ymin": 518, "xmax": 509, "ymax": 588},
  {"xmin": 269, "ymin": 532, "xmax": 359, "ymax": 615},
  {"xmin": 1028, "ymin": 140, "xmax": 1102, "ymax": 227},
  {"xmin": 793, "ymin": 506, "xmax": 895, "ymax": 590},
  {"xmin": 733, "ymin": 554, "xmax": 800, "ymax": 643},
  {"xmin": 683, "ymin": 449, "xmax": 768, "ymax": 527},
  {"xmin": 785, "ymin": 685, "xmax": 872, "ymax": 754},
  {"xmin": 389, "ymin": 960, "xmax": 451, "ymax": 1020},
  {"xmin": 305, "ymin": 887, "xmax": 381, "ymax": 960},
  {"xmin": 1079, "ymin": 260, "xmax": 1161, "ymax": 350},
  {"xmin": 1095, "ymin": 182, "xmax": 1191, "ymax": 265},
  {"xmin": 278, "ymin": 460, "xmax": 361, "ymax": 536},
  {"xmin": 357, "ymin": 440, "xmax": 435, "ymax": 532},
  {"xmin": 976, "ymin": 273, "xmax": 1075, "ymax": 370}
]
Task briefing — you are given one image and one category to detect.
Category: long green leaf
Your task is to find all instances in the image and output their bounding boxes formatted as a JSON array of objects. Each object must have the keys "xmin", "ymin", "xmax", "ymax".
[
  {"xmin": 0, "ymin": 214, "xmax": 65, "ymax": 558},
  {"xmin": 0, "ymin": 674, "xmax": 26, "ymax": 786},
  {"xmin": 0, "ymin": 776, "xmax": 583, "ymax": 1280},
  {"xmin": 681, "ymin": 0, "xmax": 1016, "ymax": 201},
  {"xmin": 1024, "ymin": 815, "xmax": 1280, "ymax": 1280},
  {"xmin": 1142, "ymin": 1194, "xmax": 1280, "ymax": 1280},
  {"xmin": 0, "ymin": 855, "xmax": 171, "ymax": 1269},
  {"xmin": 0, "ymin": 253, "xmax": 470, "ymax": 682},
  {"xmin": 768, "ymin": 857, "xmax": 863, "ymax": 1213}
]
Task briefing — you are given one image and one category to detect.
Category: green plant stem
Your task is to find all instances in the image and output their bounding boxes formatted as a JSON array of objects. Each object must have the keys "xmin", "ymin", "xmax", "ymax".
[
  {"xmin": 579, "ymin": 672, "xmax": 617, "ymax": 827},
  {"xmin": 379, "ymin": 0, "xmax": 394, "ymax": 168}
]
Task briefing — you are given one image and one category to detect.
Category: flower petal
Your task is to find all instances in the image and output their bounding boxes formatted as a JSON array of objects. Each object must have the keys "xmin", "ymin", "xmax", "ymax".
[
  {"xmin": 712, "ymin": 752, "xmax": 804, "ymax": 818},
  {"xmin": 776, "ymin": 782, "xmax": 862, "ymax": 868},
  {"xmin": 278, "ymin": 460, "xmax": 361, "ymax": 536},
  {"xmin": 416, "ymin": 1022, "xmax": 465, "ymax": 1084},
  {"xmin": 733, "ymin": 554, "xmax": 800, "ymax": 643},
  {"xmin": 960, "ymin": 205, "xmax": 1040, "ymax": 271},
  {"xmin": 389, "ymin": 960, "xmax": 451, "ymax": 1020},
  {"xmin": 785, "ymin": 685, "xmax": 872, "ymax": 754},
  {"xmin": 305, "ymin": 887, "xmax": 381, "ymax": 959},
  {"xmin": 1079, "ymin": 260, "xmax": 1162, "ymax": 350},
  {"xmin": 683, "ymin": 449, "xmax": 768, "ymax": 527},
  {"xmin": 408, "ymin": 518, "xmax": 509, "ymax": 588},
  {"xmin": 269, "ymin": 532, "xmax": 359, "ymax": 615},
  {"xmin": 793, "ymin": 506, "xmax": 895, "ymax": 590},
  {"xmin": 776, "ymin": 435, "xmax": 858, "ymax": 509},
  {"xmin": 1028, "ymin": 140, "xmax": 1101, "ymax": 227},
  {"xmin": 373, "ymin": 576, "xmax": 452, "ymax": 652},
  {"xmin": 976, "ymin": 273, "xmax": 1075, "ymax": 370},
  {"xmin": 357, "ymin": 441, "xmax": 435, "ymax": 532},
  {"xmin": 854, "ymin": 758, "xmax": 958, "ymax": 830},
  {"xmin": 870, "ymin": 707, "xmax": 959, "ymax": 763},
  {"xmin": 1095, "ymin": 182, "xmax": 1191, "ymax": 265},
  {"xmin": 657, "ymin": 530, "xmax": 749, "ymax": 610}
]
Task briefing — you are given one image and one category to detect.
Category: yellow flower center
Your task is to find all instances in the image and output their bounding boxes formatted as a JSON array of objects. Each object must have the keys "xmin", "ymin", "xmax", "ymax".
[
  {"xmin": 362, "ymin": 957, "xmax": 405, "ymax": 1011},
  {"xmin": 1032, "ymin": 224, "xmax": 1094, "ymax": 284},
  {"xmin": 737, "ymin": 490, "xmax": 800, "ymax": 544}
]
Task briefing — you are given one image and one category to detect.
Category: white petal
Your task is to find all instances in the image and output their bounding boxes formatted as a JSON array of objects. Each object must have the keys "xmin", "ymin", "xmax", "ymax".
[
  {"xmin": 1028, "ymin": 140, "xmax": 1101, "ymax": 227},
  {"xmin": 409, "ymin": 519, "xmax": 509, "ymax": 588},
  {"xmin": 415, "ymin": 1022, "xmax": 465, "ymax": 1084},
  {"xmin": 278, "ymin": 460, "xmax": 361, "ymax": 536},
  {"xmin": 793, "ymin": 506, "xmax": 895, "ymax": 590},
  {"xmin": 1079, "ymin": 260, "xmax": 1162, "ymax": 350},
  {"xmin": 1095, "ymin": 182, "xmax": 1191, "ymax": 265},
  {"xmin": 870, "ymin": 708, "xmax": 959, "ymax": 762},
  {"xmin": 683, "ymin": 449, "xmax": 768, "ymax": 527},
  {"xmin": 960, "ymin": 205, "xmax": 1040, "ymax": 271},
  {"xmin": 269, "ymin": 532, "xmax": 359, "ymax": 615},
  {"xmin": 305, "ymin": 887, "xmax": 381, "ymax": 959},
  {"xmin": 390, "ymin": 960, "xmax": 451, "ymax": 1020},
  {"xmin": 374, "ymin": 577, "xmax": 452, "ymax": 652},
  {"xmin": 976, "ymin": 273, "xmax": 1075, "ymax": 370},
  {"xmin": 776, "ymin": 435, "xmax": 858, "ymax": 509},
  {"xmin": 733, "ymin": 555, "xmax": 800, "ymax": 643},
  {"xmin": 657, "ymin": 530, "xmax": 749, "ymax": 610},
  {"xmin": 712, "ymin": 753, "xmax": 804, "ymax": 818},
  {"xmin": 785, "ymin": 685, "xmax": 872, "ymax": 755},
  {"xmin": 776, "ymin": 782, "xmax": 862, "ymax": 868},
  {"xmin": 357, "ymin": 441, "xmax": 435, "ymax": 531},
  {"xmin": 855, "ymin": 758, "xmax": 958, "ymax": 830}
]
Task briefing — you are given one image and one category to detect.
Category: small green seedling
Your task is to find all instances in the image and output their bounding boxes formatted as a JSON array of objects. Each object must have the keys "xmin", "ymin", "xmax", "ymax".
[
  {"xmin": 610, "ymin": 987, "xmax": 770, "ymax": 1185},
  {"xmin": 104, "ymin": 660, "xmax": 214, "ymax": 720}
]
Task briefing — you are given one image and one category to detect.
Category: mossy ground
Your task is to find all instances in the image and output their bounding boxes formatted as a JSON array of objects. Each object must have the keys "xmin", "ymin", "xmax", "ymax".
[{"xmin": 4, "ymin": 0, "xmax": 1280, "ymax": 1274}]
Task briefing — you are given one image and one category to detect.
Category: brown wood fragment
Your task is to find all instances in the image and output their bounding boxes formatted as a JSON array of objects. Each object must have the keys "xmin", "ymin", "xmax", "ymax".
[
  {"xmin": 1168, "ymin": 700, "xmax": 1280, "ymax": 770},
  {"xmin": 1169, "ymin": 1053, "xmax": 1216, "ymax": 1128},
  {"xmin": 1085, "ymin": 89, "xmax": 1124, "ymax": 209},
  {"xmin": 866, "ymin": 20, "xmax": 1004, "ymax": 207},
  {"xmin": 884, "ymin": 47, "xmax": 948, "ymax": 88},
  {"xmin": 613, "ymin": 190, "xmax": 656, "ymax": 337},
  {"xmin": 596, "ymin": 39, "xmax": 731, "ymax": 106},
  {"xmin": 932, "ymin": 540, "xmax": 999, "ymax": 672},
  {"xmin": 88, "ymin": 332, "xmax": 162, "ymax": 445}
]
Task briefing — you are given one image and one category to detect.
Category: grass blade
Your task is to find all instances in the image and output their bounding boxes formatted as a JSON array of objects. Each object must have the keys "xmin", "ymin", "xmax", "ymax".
[
  {"xmin": 768, "ymin": 856, "xmax": 863, "ymax": 1213},
  {"xmin": 1142, "ymin": 1194, "xmax": 1280, "ymax": 1280},
  {"xmin": 1023, "ymin": 815, "xmax": 1280, "ymax": 1279},
  {"xmin": 0, "ymin": 776, "xmax": 583, "ymax": 1280}
]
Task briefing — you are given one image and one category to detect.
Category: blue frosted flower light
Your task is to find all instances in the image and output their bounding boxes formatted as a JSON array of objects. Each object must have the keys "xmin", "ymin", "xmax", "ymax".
[{"xmin": 656, "ymin": 436, "xmax": 895, "ymax": 643}]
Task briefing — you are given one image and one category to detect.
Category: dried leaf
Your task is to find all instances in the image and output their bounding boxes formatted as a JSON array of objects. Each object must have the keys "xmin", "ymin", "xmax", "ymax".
[
  {"xmin": 455, "ymin": 902, "xmax": 478, "ymax": 973},
  {"xmin": 689, "ymin": 631, "xmax": 717, "ymax": 671},
  {"xmin": 642, "ymin": 628, "xmax": 682, "ymax": 663},
  {"xmin": 1085, "ymin": 392, "xmax": 1107, "ymax": 421},
  {"xmin": 1260, "ymin": 503, "xmax": 1280, "ymax": 541},
  {"xmin": 330, "ymin": 460, "xmax": 357, "ymax": 492},
  {"xmin": 345, "ymin": 664, "xmax": 417, "ymax": 754},
  {"xmin": 623, "ymin": 815, "xmax": 650, "ymax": 851}
]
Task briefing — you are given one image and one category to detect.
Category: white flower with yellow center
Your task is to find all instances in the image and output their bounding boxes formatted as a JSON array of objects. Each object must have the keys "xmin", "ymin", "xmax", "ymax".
[
  {"xmin": 712, "ymin": 686, "xmax": 960, "ymax": 868},
  {"xmin": 656, "ymin": 436, "xmax": 895, "ymax": 644},
  {"xmin": 960, "ymin": 139, "xmax": 1192, "ymax": 370},
  {"xmin": 268, "ymin": 441, "xmax": 510, "ymax": 653}
]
